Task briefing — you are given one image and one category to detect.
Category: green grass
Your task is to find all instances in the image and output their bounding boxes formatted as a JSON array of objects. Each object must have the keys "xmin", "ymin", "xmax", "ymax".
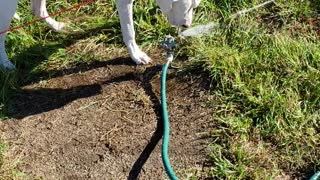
[
  {"xmin": 0, "ymin": 0, "xmax": 319, "ymax": 179},
  {"xmin": 186, "ymin": 0, "xmax": 320, "ymax": 179}
]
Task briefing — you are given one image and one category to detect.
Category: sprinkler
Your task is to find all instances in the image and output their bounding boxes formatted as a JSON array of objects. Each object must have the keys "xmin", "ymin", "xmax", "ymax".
[
  {"xmin": 159, "ymin": 35, "xmax": 178, "ymax": 180},
  {"xmin": 159, "ymin": 35, "xmax": 178, "ymax": 62}
]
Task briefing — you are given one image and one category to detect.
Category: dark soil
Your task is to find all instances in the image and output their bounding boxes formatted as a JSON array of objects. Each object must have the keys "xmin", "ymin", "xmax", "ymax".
[{"xmin": 0, "ymin": 52, "xmax": 215, "ymax": 179}]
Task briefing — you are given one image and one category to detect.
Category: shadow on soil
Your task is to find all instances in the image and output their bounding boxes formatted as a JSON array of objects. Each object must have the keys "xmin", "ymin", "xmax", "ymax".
[
  {"xmin": 7, "ymin": 57, "xmax": 168, "ymax": 119},
  {"xmin": 6, "ymin": 56, "xmax": 174, "ymax": 179}
]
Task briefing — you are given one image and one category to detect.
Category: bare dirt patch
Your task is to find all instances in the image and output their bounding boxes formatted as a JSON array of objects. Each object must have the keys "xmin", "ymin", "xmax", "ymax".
[{"xmin": 0, "ymin": 52, "xmax": 215, "ymax": 179}]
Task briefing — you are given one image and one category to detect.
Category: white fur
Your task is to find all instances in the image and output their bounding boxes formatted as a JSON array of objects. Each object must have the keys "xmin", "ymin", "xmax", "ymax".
[
  {"xmin": 156, "ymin": 0, "xmax": 201, "ymax": 27},
  {"xmin": 0, "ymin": 0, "xmax": 201, "ymax": 70},
  {"xmin": 30, "ymin": 0, "xmax": 65, "ymax": 31}
]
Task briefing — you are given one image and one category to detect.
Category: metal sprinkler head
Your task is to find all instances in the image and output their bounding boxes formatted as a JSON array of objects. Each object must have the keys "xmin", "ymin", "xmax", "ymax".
[
  {"xmin": 159, "ymin": 35, "xmax": 178, "ymax": 52},
  {"xmin": 159, "ymin": 35, "xmax": 178, "ymax": 62}
]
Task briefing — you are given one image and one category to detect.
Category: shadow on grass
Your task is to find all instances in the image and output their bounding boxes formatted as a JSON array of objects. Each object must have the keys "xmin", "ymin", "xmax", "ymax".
[{"xmin": 11, "ymin": 19, "xmax": 123, "ymax": 85}]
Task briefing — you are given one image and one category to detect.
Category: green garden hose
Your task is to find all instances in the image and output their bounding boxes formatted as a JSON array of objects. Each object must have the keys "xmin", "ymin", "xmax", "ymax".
[
  {"xmin": 161, "ymin": 60, "xmax": 178, "ymax": 180},
  {"xmin": 159, "ymin": 36, "xmax": 178, "ymax": 180},
  {"xmin": 310, "ymin": 172, "xmax": 320, "ymax": 180}
]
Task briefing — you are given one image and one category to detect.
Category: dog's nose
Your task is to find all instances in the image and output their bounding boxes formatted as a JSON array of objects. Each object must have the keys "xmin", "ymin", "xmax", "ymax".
[
  {"xmin": 182, "ymin": 24, "xmax": 190, "ymax": 28},
  {"xmin": 182, "ymin": 20, "xmax": 191, "ymax": 28}
]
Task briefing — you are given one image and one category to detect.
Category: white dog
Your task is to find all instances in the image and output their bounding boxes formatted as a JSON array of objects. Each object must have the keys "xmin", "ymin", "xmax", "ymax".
[{"xmin": 0, "ymin": 0, "xmax": 201, "ymax": 70}]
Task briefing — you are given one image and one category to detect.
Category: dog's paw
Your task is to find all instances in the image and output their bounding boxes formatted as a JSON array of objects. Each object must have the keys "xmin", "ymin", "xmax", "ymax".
[
  {"xmin": 49, "ymin": 22, "xmax": 66, "ymax": 32},
  {"xmin": 126, "ymin": 41, "xmax": 152, "ymax": 64},
  {"xmin": 130, "ymin": 50, "xmax": 152, "ymax": 65}
]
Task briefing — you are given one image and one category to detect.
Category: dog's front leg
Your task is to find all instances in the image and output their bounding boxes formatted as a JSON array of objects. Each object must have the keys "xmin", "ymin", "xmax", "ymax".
[
  {"xmin": 0, "ymin": 0, "xmax": 18, "ymax": 70},
  {"xmin": 116, "ymin": 0, "xmax": 151, "ymax": 64},
  {"xmin": 31, "ymin": 0, "xmax": 65, "ymax": 31}
]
